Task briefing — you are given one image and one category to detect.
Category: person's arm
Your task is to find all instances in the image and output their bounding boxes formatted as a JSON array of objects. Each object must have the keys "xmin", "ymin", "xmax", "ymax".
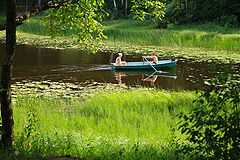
[
  {"xmin": 142, "ymin": 56, "xmax": 152, "ymax": 60},
  {"xmin": 142, "ymin": 56, "xmax": 153, "ymax": 62}
]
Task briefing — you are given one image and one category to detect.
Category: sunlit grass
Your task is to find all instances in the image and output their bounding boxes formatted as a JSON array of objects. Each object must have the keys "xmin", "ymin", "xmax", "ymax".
[
  {"xmin": 5, "ymin": 133, "xmax": 188, "ymax": 160},
  {"xmin": 103, "ymin": 20, "xmax": 240, "ymax": 51},
  {"xmin": 9, "ymin": 89, "xmax": 196, "ymax": 159},
  {"xmin": 14, "ymin": 89, "xmax": 196, "ymax": 141}
]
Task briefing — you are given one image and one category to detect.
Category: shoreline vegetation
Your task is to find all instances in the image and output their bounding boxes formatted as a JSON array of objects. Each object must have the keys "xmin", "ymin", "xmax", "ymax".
[
  {"xmin": 0, "ymin": 16, "xmax": 239, "ymax": 159},
  {"xmin": 0, "ymin": 19, "xmax": 240, "ymax": 63},
  {"xmin": 7, "ymin": 80, "xmax": 197, "ymax": 159}
]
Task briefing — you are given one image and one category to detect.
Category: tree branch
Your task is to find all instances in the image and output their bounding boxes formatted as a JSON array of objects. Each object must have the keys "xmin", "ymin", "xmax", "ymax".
[{"xmin": 0, "ymin": 0, "xmax": 78, "ymax": 31}]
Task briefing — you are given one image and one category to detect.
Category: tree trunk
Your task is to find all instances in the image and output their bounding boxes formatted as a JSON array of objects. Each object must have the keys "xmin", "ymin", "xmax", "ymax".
[
  {"xmin": 125, "ymin": 0, "xmax": 128, "ymax": 17},
  {"xmin": 37, "ymin": 0, "xmax": 42, "ymax": 7},
  {"xmin": 1, "ymin": 0, "xmax": 16, "ymax": 148},
  {"xmin": 113, "ymin": 0, "xmax": 118, "ymax": 19},
  {"xmin": 25, "ymin": 0, "xmax": 28, "ymax": 12}
]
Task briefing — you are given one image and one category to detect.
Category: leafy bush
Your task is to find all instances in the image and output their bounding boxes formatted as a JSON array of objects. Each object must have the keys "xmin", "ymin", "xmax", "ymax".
[
  {"xmin": 178, "ymin": 72, "xmax": 240, "ymax": 159},
  {"xmin": 217, "ymin": 15, "xmax": 239, "ymax": 28}
]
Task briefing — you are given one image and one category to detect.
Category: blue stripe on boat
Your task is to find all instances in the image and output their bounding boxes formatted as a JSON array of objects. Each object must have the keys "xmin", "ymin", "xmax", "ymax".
[{"xmin": 111, "ymin": 59, "xmax": 178, "ymax": 70}]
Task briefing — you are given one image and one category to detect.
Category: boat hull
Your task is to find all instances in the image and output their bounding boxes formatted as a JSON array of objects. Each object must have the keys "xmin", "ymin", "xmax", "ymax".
[{"xmin": 111, "ymin": 60, "xmax": 177, "ymax": 70}]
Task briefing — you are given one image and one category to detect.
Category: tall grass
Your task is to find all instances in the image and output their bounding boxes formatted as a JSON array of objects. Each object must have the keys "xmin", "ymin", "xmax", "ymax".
[
  {"xmin": 103, "ymin": 20, "xmax": 240, "ymax": 51},
  {"xmin": 17, "ymin": 21, "xmax": 48, "ymax": 36},
  {"xmin": 14, "ymin": 89, "xmax": 195, "ymax": 140},
  {"xmin": 9, "ymin": 89, "xmax": 196, "ymax": 159},
  {"xmin": 4, "ymin": 133, "xmax": 188, "ymax": 160}
]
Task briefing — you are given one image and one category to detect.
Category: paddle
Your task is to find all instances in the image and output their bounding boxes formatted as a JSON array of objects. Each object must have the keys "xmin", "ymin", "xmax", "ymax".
[
  {"xmin": 143, "ymin": 72, "xmax": 177, "ymax": 81},
  {"xmin": 143, "ymin": 72, "xmax": 156, "ymax": 81},
  {"xmin": 143, "ymin": 57, "xmax": 161, "ymax": 73}
]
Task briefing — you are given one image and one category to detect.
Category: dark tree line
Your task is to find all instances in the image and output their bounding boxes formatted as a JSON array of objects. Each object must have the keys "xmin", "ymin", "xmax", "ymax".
[
  {"xmin": 104, "ymin": 0, "xmax": 132, "ymax": 19},
  {"xmin": 104, "ymin": 0, "xmax": 240, "ymax": 26},
  {"xmin": 165, "ymin": 0, "xmax": 240, "ymax": 25},
  {"xmin": 1, "ymin": 0, "xmax": 240, "ymax": 25}
]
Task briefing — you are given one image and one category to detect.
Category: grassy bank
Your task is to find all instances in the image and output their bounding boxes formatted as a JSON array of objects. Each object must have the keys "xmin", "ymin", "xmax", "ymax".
[
  {"xmin": 14, "ymin": 89, "xmax": 195, "ymax": 141},
  {"xmin": 1, "ymin": 18, "xmax": 240, "ymax": 63},
  {"xmin": 103, "ymin": 20, "xmax": 240, "ymax": 51},
  {"xmin": 5, "ymin": 88, "xmax": 196, "ymax": 159},
  {"xmin": 15, "ymin": 18, "xmax": 240, "ymax": 51}
]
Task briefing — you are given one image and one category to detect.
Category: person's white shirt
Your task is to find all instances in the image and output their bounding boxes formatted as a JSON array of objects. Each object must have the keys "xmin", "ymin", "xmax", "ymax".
[{"xmin": 115, "ymin": 53, "xmax": 126, "ymax": 65}]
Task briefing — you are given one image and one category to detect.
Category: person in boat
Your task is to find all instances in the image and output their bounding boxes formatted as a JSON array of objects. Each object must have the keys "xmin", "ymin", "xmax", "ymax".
[
  {"xmin": 142, "ymin": 52, "xmax": 158, "ymax": 64},
  {"xmin": 115, "ymin": 53, "xmax": 127, "ymax": 66}
]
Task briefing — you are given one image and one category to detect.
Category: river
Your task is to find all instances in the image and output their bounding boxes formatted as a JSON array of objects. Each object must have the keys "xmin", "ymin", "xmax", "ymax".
[{"xmin": 0, "ymin": 44, "xmax": 239, "ymax": 90}]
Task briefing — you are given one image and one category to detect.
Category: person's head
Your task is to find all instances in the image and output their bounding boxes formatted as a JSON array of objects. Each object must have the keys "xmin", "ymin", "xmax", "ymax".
[
  {"xmin": 118, "ymin": 53, "xmax": 123, "ymax": 57},
  {"xmin": 151, "ymin": 52, "xmax": 155, "ymax": 56}
]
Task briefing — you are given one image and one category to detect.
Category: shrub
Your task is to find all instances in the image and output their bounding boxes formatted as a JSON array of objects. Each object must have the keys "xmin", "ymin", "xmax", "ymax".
[{"xmin": 178, "ymin": 72, "xmax": 240, "ymax": 159}]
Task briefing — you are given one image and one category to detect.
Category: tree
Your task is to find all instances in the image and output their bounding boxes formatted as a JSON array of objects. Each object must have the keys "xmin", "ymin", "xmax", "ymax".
[
  {"xmin": 1, "ymin": 0, "xmax": 16, "ymax": 148},
  {"xmin": 131, "ymin": 0, "xmax": 165, "ymax": 21},
  {"xmin": 113, "ymin": 0, "xmax": 118, "ymax": 18},
  {"xmin": 0, "ymin": 0, "xmax": 165, "ymax": 148},
  {"xmin": 125, "ymin": 0, "xmax": 128, "ymax": 17}
]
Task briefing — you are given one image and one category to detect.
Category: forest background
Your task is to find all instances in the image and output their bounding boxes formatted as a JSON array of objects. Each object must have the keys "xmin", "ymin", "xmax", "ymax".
[{"xmin": 1, "ymin": 0, "xmax": 240, "ymax": 27}]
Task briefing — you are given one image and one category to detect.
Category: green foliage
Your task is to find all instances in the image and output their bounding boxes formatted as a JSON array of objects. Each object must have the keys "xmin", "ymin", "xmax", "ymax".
[
  {"xmin": 165, "ymin": 0, "xmax": 186, "ymax": 24},
  {"xmin": 165, "ymin": 0, "xmax": 240, "ymax": 25},
  {"xmin": 42, "ymin": 0, "xmax": 108, "ymax": 51},
  {"xmin": 178, "ymin": 72, "xmax": 240, "ymax": 159},
  {"xmin": 16, "ymin": 110, "xmax": 39, "ymax": 154},
  {"xmin": 23, "ymin": 111, "xmax": 38, "ymax": 138},
  {"xmin": 131, "ymin": 0, "xmax": 165, "ymax": 21},
  {"xmin": 217, "ymin": 15, "xmax": 239, "ymax": 28}
]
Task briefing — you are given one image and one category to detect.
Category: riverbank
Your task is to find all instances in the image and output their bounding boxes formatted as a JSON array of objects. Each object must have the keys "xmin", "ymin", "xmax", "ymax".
[
  {"xmin": 4, "ymin": 84, "xmax": 196, "ymax": 159},
  {"xmin": 0, "ymin": 19, "xmax": 240, "ymax": 63}
]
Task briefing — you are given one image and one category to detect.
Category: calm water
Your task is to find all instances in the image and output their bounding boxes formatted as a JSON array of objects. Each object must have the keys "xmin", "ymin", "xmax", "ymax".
[{"xmin": 0, "ymin": 44, "xmax": 239, "ymax": 90}]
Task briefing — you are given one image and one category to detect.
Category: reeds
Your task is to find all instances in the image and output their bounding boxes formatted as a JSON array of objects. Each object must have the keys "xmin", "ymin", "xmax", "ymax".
[{"xmin": 17, "ymin": 21, "xmax": 48, "ymax": 36}]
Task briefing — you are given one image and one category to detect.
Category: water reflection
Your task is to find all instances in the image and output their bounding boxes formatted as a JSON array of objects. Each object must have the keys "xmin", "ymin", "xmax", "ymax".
[
  {"xmin": 0, "ymin": 44, "xmax": 239, "ymax": 90},
  {"xmin": 141, "ymin": 74, "xmax": 158, "ymax": 86},
  {"xmin": 114, "ymin": 70, "xmax": 177, "ymax": 86},
  {"xmin": 114, "ymin": 72, "xmax": 126, "ymax": 84}
]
